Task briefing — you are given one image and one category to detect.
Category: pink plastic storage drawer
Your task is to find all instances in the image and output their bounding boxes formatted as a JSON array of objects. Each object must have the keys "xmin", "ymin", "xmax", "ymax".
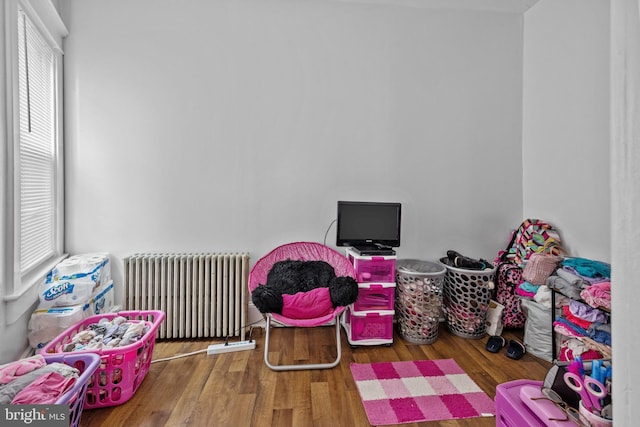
[
  {"xmin": 353, "ymin": 283, "xmax": 396, "ymax": 311},
  {"xmin": 345, "ymin": 307, "xmax": 394, "ymax": 341},
  {"xmin": 495, "ymin": 379, "xmax": 548, "ymax": 427},
  {"xmin": 348, "ymin": 252, "xmax": 396, "ymax": 283}
]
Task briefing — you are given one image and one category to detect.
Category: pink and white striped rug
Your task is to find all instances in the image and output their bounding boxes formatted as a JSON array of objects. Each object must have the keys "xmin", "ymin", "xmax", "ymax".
[{"xmin": 350, "ymin": 359, "xmax": 495, "ymax": 425}]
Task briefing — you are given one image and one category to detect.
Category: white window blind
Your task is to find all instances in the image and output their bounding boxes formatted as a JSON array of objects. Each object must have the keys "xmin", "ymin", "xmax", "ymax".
[{"xmin": 17, "ymin": 8, "xmax": 57, "ymax": 276}]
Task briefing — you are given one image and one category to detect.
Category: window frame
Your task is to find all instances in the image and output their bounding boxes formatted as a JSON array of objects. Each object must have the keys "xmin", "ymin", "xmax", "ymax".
[{"xmin": 2, "ymin": 0, "xmax": 67, "ymax": 323}]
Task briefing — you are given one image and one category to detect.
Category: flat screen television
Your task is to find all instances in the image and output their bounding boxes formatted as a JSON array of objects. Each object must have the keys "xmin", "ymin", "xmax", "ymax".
[{"xmin": 336, "ymin": 201, "xmax": 401, "ymax": 254}]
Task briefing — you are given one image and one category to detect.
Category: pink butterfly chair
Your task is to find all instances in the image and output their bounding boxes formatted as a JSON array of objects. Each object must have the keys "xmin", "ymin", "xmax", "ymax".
[{"xmin": 248, "ymin": 241, "xmax": 356, "ymax": 371}]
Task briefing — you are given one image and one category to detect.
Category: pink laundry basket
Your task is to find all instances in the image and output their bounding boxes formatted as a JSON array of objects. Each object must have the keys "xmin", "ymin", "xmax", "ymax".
[
  {"xmin": 40, "ymin": 310, "xmax": 165, "ymax": 409},
  {"xmin": 44, "ymin": 353, "xmax": 101, "ymax": 427}
]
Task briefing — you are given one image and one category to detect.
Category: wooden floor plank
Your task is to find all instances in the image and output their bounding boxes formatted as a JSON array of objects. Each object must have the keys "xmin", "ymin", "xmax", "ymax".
[
  {"xmin": 309, "ymin": 381, "xmax": 332, "ymax": 426},
  {"xmin": 249, "ymin": 378, "xmax": 276, "ymax": 426},
  {"xmin": 79, "ymin": 325, "xmax": 551, "ymax": 427}
]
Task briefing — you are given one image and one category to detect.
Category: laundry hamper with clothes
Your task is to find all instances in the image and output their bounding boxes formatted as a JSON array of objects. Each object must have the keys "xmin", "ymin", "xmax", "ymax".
[
  {"xmin": 395, "ymin": 259, "xmax": 446, "ymax": 344},
  {"xmin": 45, "ymin": 353, "xmax": 101, "ymax": 427},
  {"xmin": 40, "ymin": 310, "xmax": 165, "ymax": 409},
  {"xmin": 439, "ymin": 260, "xmax": 496, "ymax": 339}
]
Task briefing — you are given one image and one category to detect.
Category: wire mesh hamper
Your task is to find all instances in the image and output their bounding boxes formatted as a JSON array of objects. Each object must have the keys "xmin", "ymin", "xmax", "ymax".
[
  {"xmin": 440, "ymin": 261, "xmax": 496, "ymax": 339},
  {"xmin": 40, "ymin": 310, "xmax": 165, "ymax": 409},
  {"xmin": 395, "ymin": 259, "xmax": 446, "ymax": 344}
]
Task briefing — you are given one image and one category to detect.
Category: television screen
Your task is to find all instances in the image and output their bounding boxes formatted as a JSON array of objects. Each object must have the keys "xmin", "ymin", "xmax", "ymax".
[{"xmin": 336, "ymin": 201, "xmax": 401, "ymax": 250}]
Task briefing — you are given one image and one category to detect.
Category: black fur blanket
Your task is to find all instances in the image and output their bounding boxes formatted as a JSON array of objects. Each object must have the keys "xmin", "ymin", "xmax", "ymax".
[{"xmin": 251, "ymin": 260, "xmax": 358, "ymax": 315}]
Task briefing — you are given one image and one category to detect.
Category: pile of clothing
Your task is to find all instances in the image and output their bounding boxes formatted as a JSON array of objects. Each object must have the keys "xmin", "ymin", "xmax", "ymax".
[
  {"xmin": 512, "ymin": 255, "xmax": 611, "ymax": 361},
  {"xmin": 0, "ymin": 355, "xmax": 78, "ymax": 404},
  {"xmin": 62, "ymin": 316, "xmax": 149, "ymax": 352},
  {"xmin": 547, "ymin": 257, "xmax": 611, "ymax": 361},
  {"xmin": 508, "ymin": 253, "xmax": 560, "ymax": 316}
]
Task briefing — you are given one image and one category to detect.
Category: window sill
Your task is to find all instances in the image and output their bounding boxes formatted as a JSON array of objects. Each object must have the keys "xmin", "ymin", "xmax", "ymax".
[{"xmin": 3, "ymin": 254, "xmax": 67, "ymax": 324}]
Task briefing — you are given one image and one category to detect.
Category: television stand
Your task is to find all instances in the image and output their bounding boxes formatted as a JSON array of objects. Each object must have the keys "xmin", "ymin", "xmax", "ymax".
[{"xmin": 352, "ymin": 246, "xmax": 396, "ymax": 256}]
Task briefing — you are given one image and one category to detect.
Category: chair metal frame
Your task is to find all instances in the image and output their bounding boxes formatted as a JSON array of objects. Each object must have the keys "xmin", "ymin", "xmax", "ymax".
[{"xmin": 262, "ymin": 313, "xmax": 342, "ymax": 371}]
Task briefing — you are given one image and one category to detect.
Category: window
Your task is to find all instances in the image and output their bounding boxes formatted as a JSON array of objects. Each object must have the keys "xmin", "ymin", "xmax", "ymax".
[
  {"xmin": 18, "ymin": 7, "xmax": 58, "ymax": 276},
  {"xmin": 3, "ymin": 0, "xmax": 67, "ymax": 321}
]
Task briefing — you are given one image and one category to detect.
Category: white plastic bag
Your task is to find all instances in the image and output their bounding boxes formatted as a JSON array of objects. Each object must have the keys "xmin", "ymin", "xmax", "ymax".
[{"xmin": 485, "ymin": 299, "xmax": 504, "ymax": 336}]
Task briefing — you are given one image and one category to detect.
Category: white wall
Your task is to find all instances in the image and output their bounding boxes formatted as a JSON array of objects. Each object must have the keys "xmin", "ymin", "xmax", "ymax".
[
  {"xmin": 523, "ymin": 0, "xmax": 610, "ymax": 262},
  {"xmin": 524, "ymin": 0, "xmax": 640, "ymax": 424},
  {"xmin": 611, "ymin": 0, "xmax": 640, "ymax": 424},
  {"xmin": 61, "ymin": 0, "xmax": 525, "ymax": 287}
]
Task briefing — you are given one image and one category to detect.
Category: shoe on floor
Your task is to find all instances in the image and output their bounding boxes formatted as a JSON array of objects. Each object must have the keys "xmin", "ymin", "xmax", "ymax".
[
  {"xmin": 486, "ymin": 335, "xmax": 506, "ymax": 353},
  {"xmin": 506, "ymin": 339, "xmax": 526, "ymax": 360}
]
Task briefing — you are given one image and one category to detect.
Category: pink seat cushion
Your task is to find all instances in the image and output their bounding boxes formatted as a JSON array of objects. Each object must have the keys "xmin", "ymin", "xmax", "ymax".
[{"xmin": 281, "ymin": 288, "xmax": 333, "ymax": 319}]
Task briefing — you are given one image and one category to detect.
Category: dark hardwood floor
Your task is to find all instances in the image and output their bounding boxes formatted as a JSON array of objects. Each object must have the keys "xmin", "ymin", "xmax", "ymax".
[{"xmin": 79, "ymin": 324, "xmax": 551, "ymax": 427}]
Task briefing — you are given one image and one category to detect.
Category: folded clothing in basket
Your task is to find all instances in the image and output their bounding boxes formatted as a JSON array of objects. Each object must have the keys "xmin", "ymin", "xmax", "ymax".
[
  {"xmin": 62, "ymin": 316, "xmax": 149, "ymax": 352},
  {"xmin": 0, "ymin": 355, "xmax": 79, "ymax": 404}
]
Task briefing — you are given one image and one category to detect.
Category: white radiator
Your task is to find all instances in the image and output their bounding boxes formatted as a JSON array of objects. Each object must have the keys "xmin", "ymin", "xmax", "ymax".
[{"xmin": 124, "ymin": 253, "xmax": 250, "ymax": 340}]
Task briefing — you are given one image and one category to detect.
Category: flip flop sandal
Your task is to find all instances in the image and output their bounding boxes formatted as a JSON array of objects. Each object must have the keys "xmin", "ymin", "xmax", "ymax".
[
  {"xmin": 506, "ymin": 339, "xmax": 526, "ymax": 360},
  {"xmin": 485, "ymin": 335, "xmax": 506, "ymax": 353}
]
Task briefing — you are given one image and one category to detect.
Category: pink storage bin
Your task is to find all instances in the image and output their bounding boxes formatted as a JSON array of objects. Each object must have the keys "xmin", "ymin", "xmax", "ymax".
[
  {"xmin": 353, "ymin": 283, "xmax": 396, "ymax": 311},
  {"xmin": 347, "ymin": 250, "xmax": 396, "ymax": 283},
  {"xmin": 40, "ymin": 310, "xmax": 165, "ymax": 409},
  {"xmin": 345, "ymin": 306, "xmax": 394, "ymax": 342},
  {"xmin": 41, "ymin": 353, "xmax": 101, "ymax": 427},
  {"xmin": 495, "ymin": 379, "xmax": 549, "ymax": 427}
]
